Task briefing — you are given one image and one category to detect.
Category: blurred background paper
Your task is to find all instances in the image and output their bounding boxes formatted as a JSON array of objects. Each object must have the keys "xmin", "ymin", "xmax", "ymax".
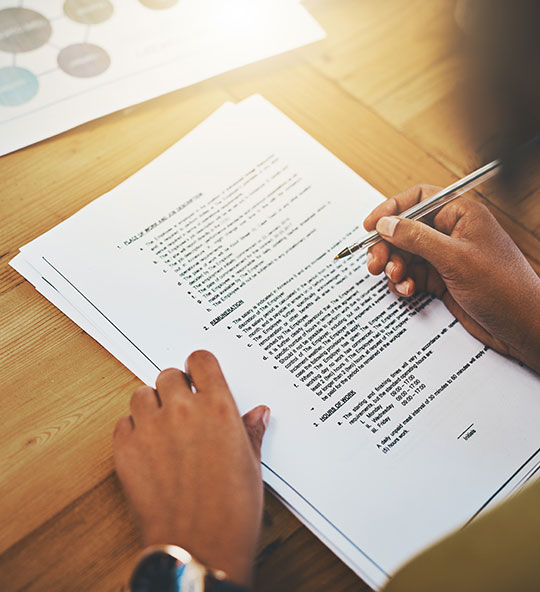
[{"xmin": 0, "ymin": 0, "xmax": 325, "ymax": 155}]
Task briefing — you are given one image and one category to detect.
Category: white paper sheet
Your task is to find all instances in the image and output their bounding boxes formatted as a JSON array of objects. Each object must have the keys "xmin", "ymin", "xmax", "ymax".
[
  {"xmin": 12, "ymin": 96, "xmax": 540, "ymax": 589},
  {"xmin": 0, "ymin": 0, "xmax": 324, "ymax": 155}
]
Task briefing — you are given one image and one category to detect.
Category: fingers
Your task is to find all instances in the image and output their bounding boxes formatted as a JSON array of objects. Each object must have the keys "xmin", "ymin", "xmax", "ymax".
[
  {"xmin": 156, "ymin": 368, "xmax": 192, "ymax": 405},
  {"xmin": 114, "ymin": 415, "xmax": 134, "ymax": 439},
  {"xmin": 368, "ymin": 242, "xmax": 411, "ymax": 280},
  {"xmin": 364, "ymin": 186, "xmax": 443, "ymax": 275},
  {"xmin": 130, "ymin": 385, "xmax": 160, "ymax": 420},
  {"xmin": 384, "ymin": 252, "xmax": 407, "ymax": 284},
  {"xmin": 433, "ymin": 197, "xmax": 490, "ymax": 239},
  {"xmin": 367, "ymin": 241, "xmax": 390, "ymax": 275},
  {"xmin": 387, "ymin": 262, "xmax": 446, "ymax": 299},
  {"xmin": 388, "ymin": 277, "xmax": 415, "ymax": 298},
  {"xmin": 130, "ymin": 352, "xmax": 233, "ymax": 415},
  {"xmin": 185, "ymin": 350, "xmax": 231, "ymax": 395},
  {"xmin": 363, "ymin": 185, "xmax": 442, "ymax": 231},
  {"xmin": 391, "ymin": 184, "xmax": 441, "ymax": 212},
  {"xmin": 376, "ymin": 216, "xmax": 452, "ymax": 270},
  {"xmin": 364, "ymin": 197, "xmax": 399, "ymax": 231},
  {"xmin": 242, "ymin": 405, "xmax": 270, "ymax": 461}
]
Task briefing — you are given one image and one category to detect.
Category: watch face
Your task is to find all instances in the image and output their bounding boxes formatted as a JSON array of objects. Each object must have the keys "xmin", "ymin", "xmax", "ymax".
[
  {"xmin": 131, "ymin": 551, "xmax": 179, "ymax": 592},
  {"xmin": 130, "ymin": 550, "xmax": 207, "ymax": 592}
]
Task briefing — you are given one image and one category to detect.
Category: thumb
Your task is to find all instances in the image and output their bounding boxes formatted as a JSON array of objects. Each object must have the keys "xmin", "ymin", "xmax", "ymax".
[
  {"xmin": 376, "ymin": 216, "xmax": 452, "ymax": 269},
  {"xmin": 242, "ymin": 405, "xmax": 270, "ymax": 461}
]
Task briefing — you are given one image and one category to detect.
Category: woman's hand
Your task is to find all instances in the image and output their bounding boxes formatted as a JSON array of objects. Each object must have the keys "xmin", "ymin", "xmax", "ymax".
[
  {"xmin": 364, "ymin": 184, "xmax": 540, "ymax": 374},
  {"xmin": 113, "ymin": 350, "xmax": 270, "ymax": 587}
]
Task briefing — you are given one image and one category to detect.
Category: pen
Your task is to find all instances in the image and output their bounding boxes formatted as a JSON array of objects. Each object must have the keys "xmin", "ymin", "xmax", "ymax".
[{"xmin": 333, "ymin": 157, "xmax": 502, "ymax": 260}]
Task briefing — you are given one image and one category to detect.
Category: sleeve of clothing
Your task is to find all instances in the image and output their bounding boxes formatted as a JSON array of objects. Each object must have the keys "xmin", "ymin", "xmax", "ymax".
[{"xmin": 381, "ymin": 476, "xmax": 540, "ymax": 592}]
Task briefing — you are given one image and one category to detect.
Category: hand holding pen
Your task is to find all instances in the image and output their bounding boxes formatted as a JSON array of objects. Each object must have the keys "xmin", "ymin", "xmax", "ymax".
[
  {"xmin": 334, "ymin": 137, "xmax": 540, "ymax": 261},
  {"xmin": 357, "ymin": 183, "xmax": 540, "ymax": 375},
  {"xmin": 334, "ymin": 157, "xmax": 501, "ymax": 260}
]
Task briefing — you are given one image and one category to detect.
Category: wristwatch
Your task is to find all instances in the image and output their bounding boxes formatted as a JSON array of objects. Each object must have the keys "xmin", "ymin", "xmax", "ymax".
[{"xmin": 129, "ymin": 544, "xmax": 250, "ymax": 592}]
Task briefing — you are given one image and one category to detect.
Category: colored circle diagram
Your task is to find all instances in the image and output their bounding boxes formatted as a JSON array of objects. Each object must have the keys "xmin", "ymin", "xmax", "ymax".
[
  {"xmin": 0, "ymin": 66, "xmax": 38, "ymax": 106},
  {"xmin": 58, "ymin": 43, "xmax": 111, "ymax": 78},
  {"xmin": 60, "ymin": 1, "xmax": 113, "ymax": 78},
  {"xmin": 64, "ymin": 0, "xmax": 114, "ymax": 25},
  {"xmin": 139, "ymin": 0, "xmax": 179, "ymax": 9},
  {"xmin": 0, "ymin": 8, "xmax": 51, "ymax": 53},
  {"xmin": 0, "ymin": 0, "xmax": 179, "ymax": 108}
]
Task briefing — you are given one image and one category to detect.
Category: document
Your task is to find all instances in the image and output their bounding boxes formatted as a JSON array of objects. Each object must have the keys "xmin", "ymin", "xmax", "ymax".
[
  {"xmin": 0, "ymin": 0, "xmax": 324, "ymax": 155},
  {"xmin": 12, "ymin": 96, "xmax": 540, "ymax": 590}
]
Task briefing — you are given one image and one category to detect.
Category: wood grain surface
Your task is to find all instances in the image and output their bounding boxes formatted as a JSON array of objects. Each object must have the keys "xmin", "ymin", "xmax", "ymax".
[{"xmin": 1, "ymin": 1, "xmax": 539, "ymax": 590}]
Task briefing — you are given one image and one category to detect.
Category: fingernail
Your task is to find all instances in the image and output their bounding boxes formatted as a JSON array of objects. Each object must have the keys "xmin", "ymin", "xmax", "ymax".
[
  {"xmin": 395, "ymin": 281, "xmax": 409, "ymax": 296},
  {"xmin": 385, "ymin": 262, "xmax": 395, "ymax": 279},
  {"xmin": 262, "ymin": 407, "xmax": 271, "ymax": 429},
  {"xmin": 376, "ymin": 216, "xmax": 399, "ymax": 237},
  {"xmin": 366, "ymin": 252, "xmax": 374, "ymax": 269}
]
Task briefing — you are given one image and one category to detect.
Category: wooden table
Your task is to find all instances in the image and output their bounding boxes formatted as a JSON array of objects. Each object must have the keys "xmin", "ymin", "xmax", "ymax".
[{"xmin": 2, "ymin": 1, "xmax": 539, "ymax": 590}]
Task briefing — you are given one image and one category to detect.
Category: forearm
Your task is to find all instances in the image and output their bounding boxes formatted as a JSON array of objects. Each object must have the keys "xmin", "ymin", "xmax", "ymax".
[
  {"xmin": 514, "ymin": 320, "xmax": 540, "ymax": 376},
  {"xmin": 507, "ymin": 274, "xmax": 540, "ymax": 375}
]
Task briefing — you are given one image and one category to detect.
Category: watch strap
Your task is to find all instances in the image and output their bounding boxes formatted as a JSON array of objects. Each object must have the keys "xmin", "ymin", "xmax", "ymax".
[{"xmin": 205, "ymin": 576, "xmax": 250, "ymax": 592}]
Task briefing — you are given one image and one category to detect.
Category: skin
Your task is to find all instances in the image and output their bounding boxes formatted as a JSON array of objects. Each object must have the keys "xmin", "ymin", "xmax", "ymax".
[
  {"xmin": 364, "ymin": 185, "xmax": 540, "ymax": 374},
  {"xmin": 114, "ymin": 186, "xmax": 540, "ymax": 586},
  {"xmin": 113, "ymin": 350, "xmax": 269, "ymax": 587}
]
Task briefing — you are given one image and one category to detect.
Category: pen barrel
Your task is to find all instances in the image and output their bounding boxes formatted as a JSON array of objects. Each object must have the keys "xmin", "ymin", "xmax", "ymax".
[
  {"xmin": 403, "ymin": 158, "xmax": 501, "ymax": 223},
  {"xmin": 357, "ymin": 231, "xmax": 382, "ymax": 250},
  {"xmin": 340, "ymin": 156, "xmax": 502, "ymax": 256}
]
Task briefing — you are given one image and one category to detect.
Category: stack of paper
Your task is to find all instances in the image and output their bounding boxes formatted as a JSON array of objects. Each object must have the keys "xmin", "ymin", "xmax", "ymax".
[
  {"xmin": 11, "ymin": 96, "xmax": 540, "ymax": 589},
  {"xmin": 0, "ymin": 0, "xmax": 325, "ymax": 155}
]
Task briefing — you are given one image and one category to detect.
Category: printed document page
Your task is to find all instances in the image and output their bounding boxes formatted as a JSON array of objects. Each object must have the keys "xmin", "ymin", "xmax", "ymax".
[{"xmin": 13, "ymin": 96, "xmax": 540, "ymax": 589}]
